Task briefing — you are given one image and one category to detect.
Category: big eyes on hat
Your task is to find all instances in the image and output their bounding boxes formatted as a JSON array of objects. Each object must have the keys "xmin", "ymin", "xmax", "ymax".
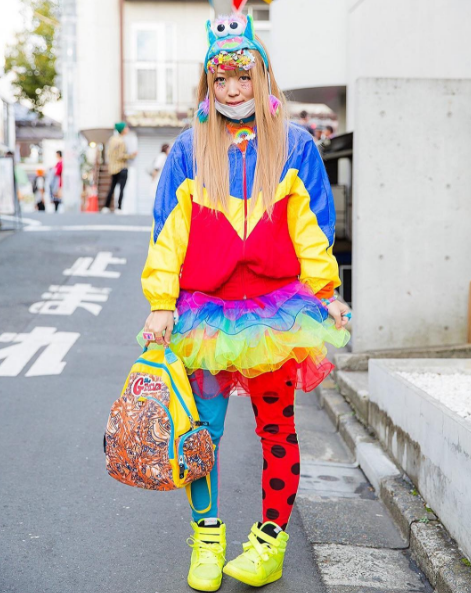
[
  {"xmin": 214, "ymin": 19, "xmax": 245, "ymax": 37},
  {"xmin": 228, "ymin": 20, "xmax": 244, "ymax": 34}
]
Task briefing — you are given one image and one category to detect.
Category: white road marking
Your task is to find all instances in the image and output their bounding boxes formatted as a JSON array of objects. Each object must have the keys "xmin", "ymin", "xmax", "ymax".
[
  {"xmin": 29, "ymin": 284, "xmax": 111, "ymax": 316},
  {"xmin": 63, "ymin": 252, "xmax": 126, "ymax": 278},
  {"xmin": 0, "ymin": 327, "xmax": 80, "ymax": 377},
  {"xmin": 24, "ymin": 225, "xmax": 151, "ymax": 232},
  {"xmin": 1, "ymin": 215, "xmax": 42, "ymax": 226}
]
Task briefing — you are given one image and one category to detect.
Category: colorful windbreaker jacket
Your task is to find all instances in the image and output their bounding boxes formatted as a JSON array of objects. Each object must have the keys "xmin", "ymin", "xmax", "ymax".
[{"xmin": 142, "ymin": 123, "xmax": 340, "ymax": 311}]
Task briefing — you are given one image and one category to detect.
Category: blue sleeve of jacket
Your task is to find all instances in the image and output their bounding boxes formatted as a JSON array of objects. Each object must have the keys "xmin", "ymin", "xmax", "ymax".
[
  {"xmin": 287, "ymin": 127, "xmax": 340, "ymax": 297},
  {"xmin": 153, "ymin": 130, "xmax": 193, "ymax": 243}
]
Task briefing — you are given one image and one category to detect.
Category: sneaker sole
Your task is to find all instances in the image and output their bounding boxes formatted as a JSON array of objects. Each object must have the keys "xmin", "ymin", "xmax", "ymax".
[
  {"xmin": 187, "ymin": 573, "xmax": 222, "ymax": 592},
  {"xmin": 223, "ymin": 564, "xmax": 282, "ymax": 587}
]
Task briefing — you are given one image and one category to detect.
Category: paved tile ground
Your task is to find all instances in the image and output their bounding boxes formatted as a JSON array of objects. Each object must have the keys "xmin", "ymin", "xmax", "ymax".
[{"xmin": 295, "ymin": 389, "xmax": 434, "ymax": 592}]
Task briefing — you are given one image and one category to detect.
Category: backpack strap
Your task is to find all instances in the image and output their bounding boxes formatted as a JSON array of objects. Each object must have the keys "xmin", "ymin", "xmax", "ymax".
[{"xmin": 185, "ymin": 476, "xmax": 212, "ymax": 514}]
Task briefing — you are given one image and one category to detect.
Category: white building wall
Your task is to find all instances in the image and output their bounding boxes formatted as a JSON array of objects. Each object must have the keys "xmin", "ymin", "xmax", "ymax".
[
  {"xmin": 124, "ymin": 1, "xmax": 209, "ymax": 114},
  {"xmin": 120, "ymin": 2, "xmax": 210, "ymax": 214},
  {"xmin": 76, "ymin": 0, "xmax": 121, "ymax": 130},
  {"xmin": 124, "ymin": 2, "xmax": 210, "ymax": 62},
  {"xmin": 352, "ymin": 78, "xmax": 471, "ymax": 351},
  {"xmin": 269, "ymin": 0, "xmax": 348, "ymax": 92},
  {"xmin": 347, "ymin": 0, "xmax": 471, "ymax": 127}
]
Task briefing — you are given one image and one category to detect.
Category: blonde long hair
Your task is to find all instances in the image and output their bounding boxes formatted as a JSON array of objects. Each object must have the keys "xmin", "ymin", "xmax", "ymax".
[{"xmin": 193, "ymin": 50, "xmax": 289, "ymax": 215}]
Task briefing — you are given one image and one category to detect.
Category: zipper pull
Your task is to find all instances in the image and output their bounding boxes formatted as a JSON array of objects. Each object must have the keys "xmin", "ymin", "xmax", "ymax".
[{"xmin": 179, "ymin": 455, "xmax": 185, "ymax": 479}]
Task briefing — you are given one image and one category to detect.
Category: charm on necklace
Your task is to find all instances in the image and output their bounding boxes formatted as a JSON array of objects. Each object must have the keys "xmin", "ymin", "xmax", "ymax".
[{"xmin": 231, "ymin": 126, "xmax": 256, "ymax": 144}]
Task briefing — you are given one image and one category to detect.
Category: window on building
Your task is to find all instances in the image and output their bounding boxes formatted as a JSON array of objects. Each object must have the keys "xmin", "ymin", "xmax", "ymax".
[
  {"xmin": 241, "ymin": 3, "xmax": 271, "ymax": 45},
  {"xmin": 252, "ymin": 6, "xmax": 270, "ymax": 21},
  {"xmin": 132, "ymin": 24, "xmax": 176, "ymax": 107},
  {"xmin": 242, "ymin": 4, "xmax": 271, "ymax": 28},
  {"xmin": 137, "ymin": 69, "xmax": 157, "ymax": 101},
  {"xmin": 136, "ymin": 30, "xmax": 158, "ymax": 62}
]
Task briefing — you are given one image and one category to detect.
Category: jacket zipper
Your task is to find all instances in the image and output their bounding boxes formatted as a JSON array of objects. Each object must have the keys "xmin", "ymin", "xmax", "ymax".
[{"xmin": 242, "ymin": 151, "xmax": 247, "ymax": 300}]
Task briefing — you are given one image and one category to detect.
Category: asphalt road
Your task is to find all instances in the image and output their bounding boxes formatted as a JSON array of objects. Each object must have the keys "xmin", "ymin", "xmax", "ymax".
[{"xmin": 0, "ymin": 213, "xmax": 324, "ymax": 593}]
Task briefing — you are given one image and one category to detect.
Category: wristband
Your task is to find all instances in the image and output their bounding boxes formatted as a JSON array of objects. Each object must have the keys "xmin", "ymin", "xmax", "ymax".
[{"xmin": 320, "ymin": 295, "xmax": 337, "ymax": 308}]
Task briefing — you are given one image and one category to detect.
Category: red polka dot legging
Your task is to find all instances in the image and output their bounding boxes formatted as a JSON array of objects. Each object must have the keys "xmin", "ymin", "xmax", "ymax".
[{"xmin": 189, "ymin": 366, "xmax": 299, "ymax": 530}]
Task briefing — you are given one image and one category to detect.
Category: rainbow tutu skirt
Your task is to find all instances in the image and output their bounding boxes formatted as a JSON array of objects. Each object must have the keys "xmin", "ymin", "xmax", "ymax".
[{"xmin": 169, "ymin": 281, "xmax": 350, "ymax": 397}]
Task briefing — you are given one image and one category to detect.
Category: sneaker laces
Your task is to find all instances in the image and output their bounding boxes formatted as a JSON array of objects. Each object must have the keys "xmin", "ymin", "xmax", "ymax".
[{"xmin": 187, "ymin": 536, "xmax": 224, "ymax": 564}]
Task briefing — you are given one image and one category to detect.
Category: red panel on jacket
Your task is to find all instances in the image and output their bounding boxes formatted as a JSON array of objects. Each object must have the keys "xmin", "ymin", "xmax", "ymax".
[{"xmin": 180, "ymin": 198, "xmax": 300, "ymax": 300}]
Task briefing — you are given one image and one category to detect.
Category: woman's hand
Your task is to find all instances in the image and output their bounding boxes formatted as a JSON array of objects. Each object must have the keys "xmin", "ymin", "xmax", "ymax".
[
  {"xmin": 144, "ymin": 310, "xmax": 175, "ymax": 346},
  {"xmin": 327, "ymin": 300, "xmax": 351, "ymax": 330}
]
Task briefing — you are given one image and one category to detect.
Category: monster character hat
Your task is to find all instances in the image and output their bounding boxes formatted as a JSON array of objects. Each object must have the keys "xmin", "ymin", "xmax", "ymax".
[
  {"xmin": 204, "ymin": 14, "xmax": 269, "ymax": 73},
  {"xmin": 198, "ymin": 14, "xmax": 280, "ymax": 122}
]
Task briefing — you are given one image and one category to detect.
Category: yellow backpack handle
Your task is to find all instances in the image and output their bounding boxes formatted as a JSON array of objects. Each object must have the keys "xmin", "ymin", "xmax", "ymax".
[{"xmin": 185, "ymin": 476, "xmax": 212, "ymax": 514}]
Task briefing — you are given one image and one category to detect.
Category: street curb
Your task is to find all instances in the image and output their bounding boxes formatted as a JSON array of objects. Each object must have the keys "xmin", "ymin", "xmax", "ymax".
[{"xmin": 316, "ymin": 384, "xmax": 471, "ymax": 593}]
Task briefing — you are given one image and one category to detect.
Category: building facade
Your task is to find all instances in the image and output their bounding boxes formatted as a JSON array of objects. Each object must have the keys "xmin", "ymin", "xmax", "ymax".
[{"xmin": 75, "ymin": 0, "xmax": 279, "ymax": 213}]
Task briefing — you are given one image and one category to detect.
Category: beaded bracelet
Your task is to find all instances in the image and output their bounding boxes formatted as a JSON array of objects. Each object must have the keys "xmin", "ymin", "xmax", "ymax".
[{"xmin": 320, "ymin": 295, "xmax": 337, "ymax": 308}]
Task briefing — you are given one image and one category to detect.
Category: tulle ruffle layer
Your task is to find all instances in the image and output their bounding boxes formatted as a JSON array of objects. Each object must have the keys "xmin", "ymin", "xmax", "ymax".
[{"xmin": 169, "ymin": 281, "xmax": 350, "ymax": 395}]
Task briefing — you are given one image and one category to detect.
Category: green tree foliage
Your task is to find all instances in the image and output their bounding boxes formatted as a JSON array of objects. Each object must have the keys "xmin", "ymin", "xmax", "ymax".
[{"xmin": 5, "ymin": 0, "xmax": 60, "ymax": 115}]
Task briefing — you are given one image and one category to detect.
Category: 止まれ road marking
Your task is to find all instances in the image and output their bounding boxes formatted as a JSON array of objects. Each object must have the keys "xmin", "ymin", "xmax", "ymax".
[
  {"xmin": 63, "ymin": 252, "xmax": 126, "ymax": 279},
  {"xmin": 0, "ymin": 327, "xmax": 80, "ymax": 377}
]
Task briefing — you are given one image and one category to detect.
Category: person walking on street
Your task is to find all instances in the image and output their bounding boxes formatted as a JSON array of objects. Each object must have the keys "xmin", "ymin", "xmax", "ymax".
[
  {"xmin": 102, "ymin": 122, "xmax": 137, "ymax": 212},
  {"xmin": 33, "ymin": 168, "xmax": 46, "ymax": 211},
  {"xmin": 51, "ymin": 150, "xmax": 62, "ymax": 212},
  {"xmin": 141, "ymin": 13, "xmax": 350, "ymax": 592}
]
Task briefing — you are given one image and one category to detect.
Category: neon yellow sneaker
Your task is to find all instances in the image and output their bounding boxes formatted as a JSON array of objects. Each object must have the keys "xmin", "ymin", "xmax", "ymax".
[
  {"xmin": 187, "ymin": 519, "xmax": 226, "ymax": 592},
  {"xmin": 223, "ymin": 521, "xmax": 289, "ymax": 587}
]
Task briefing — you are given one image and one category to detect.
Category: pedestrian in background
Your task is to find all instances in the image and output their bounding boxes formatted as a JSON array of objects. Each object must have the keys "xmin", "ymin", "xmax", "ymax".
[
  {"xmin": 102, "ymin": 122, "xmax": 137, "ymax": 213},
  {"xmin": 314, "ymin": 127, "xmax": 324, "ymax": 147},
  {"xmin": 299, "ymin": 109, "xmax": 314, "ymax": 136},
  {"xmin": 51, "ymin": 150, "xmax": 62, "ymax": 212},
  {"xmin": 142, "ymin": 13, "xmax": 350, "ymax": 592},
  {"xmin": 150, "ymin": 143, "xmax": 171, "ymax": 200},
  {"xmin": 32, "ymin": 168, "xmax": 46, "ymax": 211},
  {"xmin": 323, "ymin": 124, "xmax": 335, "ymax": 140}
]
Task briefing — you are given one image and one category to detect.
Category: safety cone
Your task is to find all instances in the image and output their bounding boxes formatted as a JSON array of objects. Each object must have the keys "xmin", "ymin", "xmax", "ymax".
[{"xmin": 86, "ymin": 187, "xmax": 99, "ymax": 212}]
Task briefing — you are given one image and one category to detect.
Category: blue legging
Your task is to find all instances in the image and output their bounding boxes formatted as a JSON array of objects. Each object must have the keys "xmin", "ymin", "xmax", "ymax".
[
  {"xmin": 188, "ymin": 368, "xmax": 300, "ymax": 529},
  {"xmin": 189, "ymin": 373, "xmax": 230, "ymax": 521}
]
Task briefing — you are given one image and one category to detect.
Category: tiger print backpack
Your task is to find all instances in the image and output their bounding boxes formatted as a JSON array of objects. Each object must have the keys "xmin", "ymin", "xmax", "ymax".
[{"xmin": 104, "ymin": 347, "xmax": 214, "ymax": 512}]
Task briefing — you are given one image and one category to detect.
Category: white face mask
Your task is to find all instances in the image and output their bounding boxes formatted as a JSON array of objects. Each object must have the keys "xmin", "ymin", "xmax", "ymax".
[{"xmin": 215, "ymin": 98, "xmax": 256, "ymax": 120}]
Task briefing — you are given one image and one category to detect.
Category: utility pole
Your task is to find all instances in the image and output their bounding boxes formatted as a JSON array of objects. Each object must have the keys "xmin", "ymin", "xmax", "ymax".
[{"xmin": 61, "ymin": 0, "xmax": 81, "ymax": 212}]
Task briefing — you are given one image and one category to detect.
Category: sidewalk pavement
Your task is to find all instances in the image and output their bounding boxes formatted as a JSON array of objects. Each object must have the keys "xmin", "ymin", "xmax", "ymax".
[{"xmin": 295, "ymin": 387, "xmax": 433, "ymax": 593}]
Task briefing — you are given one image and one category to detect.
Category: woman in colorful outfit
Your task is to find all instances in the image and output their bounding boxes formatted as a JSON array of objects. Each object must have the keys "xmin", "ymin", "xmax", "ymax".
[{"xmin": 141, "ymin": 14, "xmax": 350, "ymax": 592}]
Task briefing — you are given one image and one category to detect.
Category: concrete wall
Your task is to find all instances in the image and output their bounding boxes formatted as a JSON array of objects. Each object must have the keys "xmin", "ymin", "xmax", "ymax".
[
  {"xmin": 369, "ymin": 359, "xmax": 471, "ymax": 560},
  {"xmin": 347, "ymin": 0, "xmax": 471, "ymax": 128},
  {"xmin": 352, "ymin": 77, "xmax": 471, "ymax": 352},
  {"xmin": 270, "ymin": 0, "xmax": 348, "ymax": 92},
  {"xmin": 76, "ymin": 0, "xmax": 121, "ymax": 130}
]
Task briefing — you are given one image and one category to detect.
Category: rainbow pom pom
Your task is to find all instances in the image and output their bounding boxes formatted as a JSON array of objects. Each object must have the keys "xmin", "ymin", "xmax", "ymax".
[
  {"xmin": 269, "ymin": 94, "xmax": 281, "ymax": 116},
  {"xmin": 197, "ymin": 95, "xmax": 210, "ymax": 123}
]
